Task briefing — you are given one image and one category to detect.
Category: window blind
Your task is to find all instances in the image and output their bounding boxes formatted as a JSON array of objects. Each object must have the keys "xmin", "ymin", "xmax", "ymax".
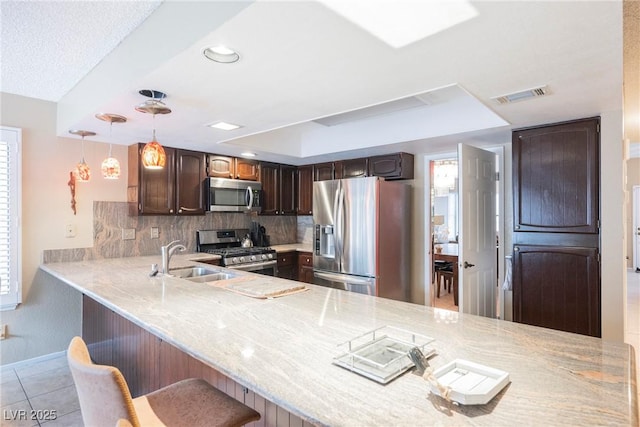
[
  {"xmin": 0, "ymin": 127, "xmax": 21, "ymax": 310},
  {"xmin": 0, "ymin": 141, "xmax": 11, "ymax": 296}
]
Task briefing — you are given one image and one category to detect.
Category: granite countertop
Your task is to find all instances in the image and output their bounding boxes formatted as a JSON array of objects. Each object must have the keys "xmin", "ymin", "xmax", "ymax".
[
  {"xmin": 41, "ymin": 255, "xmax": 638, "ymax": 426},
  {"xmin": 270, "ymin": 243, "xmax": 313, "ymax": 253}
]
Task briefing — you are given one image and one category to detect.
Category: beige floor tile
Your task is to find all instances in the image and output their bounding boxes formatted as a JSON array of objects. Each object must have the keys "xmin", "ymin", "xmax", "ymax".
[
  {"xmin": 19, "ymin": 367, "xmax": 74, "ymax": 399},
  {"xmin": 0, "ymin": 369, "xmax": 18, "ymax": 385},
  {"xmin": 29, "ymin": 385, "xmax": 79, "ymax": 419},
  {"xmin": 39, "ymin": 409, "xmax": 83, "ymax": 427},
  {"xmin": 0, "ymin": 399, "xmax": 38, "ymax": 427},
  {"xmin": 14, "ymin": 357, "xmax": 68, "ymax": 381},
  {"xmin": 0, "ymin": 379, "xmax": 27, "ymax": 407}
]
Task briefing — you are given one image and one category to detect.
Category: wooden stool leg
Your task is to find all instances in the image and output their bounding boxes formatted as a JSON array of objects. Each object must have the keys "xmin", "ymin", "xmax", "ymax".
[{"xmin": 436, "ymin": 272, "xmax": 441, "ymax": 298}]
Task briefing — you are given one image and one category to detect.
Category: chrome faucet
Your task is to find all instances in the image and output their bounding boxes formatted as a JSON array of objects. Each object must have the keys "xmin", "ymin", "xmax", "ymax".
[{"xmin": 161, "ymin": 240, "xmax": 186, "ymax": 274}]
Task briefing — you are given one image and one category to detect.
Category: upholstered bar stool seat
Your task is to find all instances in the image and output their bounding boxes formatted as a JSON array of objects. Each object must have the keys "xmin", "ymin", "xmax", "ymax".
[{"xmin": 67, "ymin": 336, "xmax": 260, "ymax": 427}]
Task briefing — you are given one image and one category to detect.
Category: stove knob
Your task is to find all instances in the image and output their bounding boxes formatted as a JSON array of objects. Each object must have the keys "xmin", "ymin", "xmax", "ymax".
[
  {"xmin": 239, "ymin": 257, "xmax": 245, "ymax": 263},
  {"xmin": 250, "ymin": 255, "xmax": 256, "ymax": 261},
  {"xmin": 232, "ymin": 257, "xmax": 238, "ymax": 264},
  {"xmin": 261, "ymin": 254, "xmax": 267, "ymax": 260},
  {"xmin": 267, "ymin": 253, "xmax": 273, "ymax": 259}
]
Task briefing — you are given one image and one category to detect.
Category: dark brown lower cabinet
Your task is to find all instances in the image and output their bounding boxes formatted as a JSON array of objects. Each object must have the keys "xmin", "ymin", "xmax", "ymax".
[
  {"xmin": 81, "ymin": 295, "xmax": 308, "ymax": 426},
  {"xmin": 277, "ymin": 251, "xmax": 297, "ymax": 280},
  {"xmin": 512, "ymin": 245, "xmax": 600, "ymax": 337}
]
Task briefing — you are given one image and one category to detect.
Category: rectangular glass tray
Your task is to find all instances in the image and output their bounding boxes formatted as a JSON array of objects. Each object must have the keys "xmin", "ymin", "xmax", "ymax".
[{"xmin": 333, "ymin": 326, "xmax": 435, "ymax": 384}]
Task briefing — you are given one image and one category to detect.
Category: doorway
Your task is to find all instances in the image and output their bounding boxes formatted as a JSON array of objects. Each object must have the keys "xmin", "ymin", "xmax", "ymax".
[
  {"xmin": 430, "ymin": 158, "xmax": 459, "ymax": 312},
  {"xmin": 425, "ymin": 146, "xmax": 505, "ymax": 318}
]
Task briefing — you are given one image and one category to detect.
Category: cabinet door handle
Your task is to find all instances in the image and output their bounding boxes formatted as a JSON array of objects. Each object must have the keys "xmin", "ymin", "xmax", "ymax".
[{"xmin": 179, "ymin": 207, "xmax": 199, "ymax": 212}]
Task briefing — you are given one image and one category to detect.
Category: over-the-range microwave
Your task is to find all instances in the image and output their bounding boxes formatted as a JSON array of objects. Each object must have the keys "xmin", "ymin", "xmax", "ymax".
[{"xmin": 205, "ymin": 177, "xmax": 262, "ymax": 213}]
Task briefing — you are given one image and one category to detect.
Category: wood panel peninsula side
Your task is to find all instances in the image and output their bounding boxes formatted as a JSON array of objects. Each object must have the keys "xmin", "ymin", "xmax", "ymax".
[{"xmin": 40, "ymin": 254, "xmax": 638, "ymax": 426}]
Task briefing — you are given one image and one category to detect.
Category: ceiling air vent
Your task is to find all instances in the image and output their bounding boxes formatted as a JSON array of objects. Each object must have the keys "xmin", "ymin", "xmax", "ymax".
[{"xmin": 492, "ymin": 85, "xmax": 549, "ymax": 104}]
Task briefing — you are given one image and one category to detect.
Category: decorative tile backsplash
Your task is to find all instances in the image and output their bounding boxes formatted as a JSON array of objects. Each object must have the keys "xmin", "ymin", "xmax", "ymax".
[{"xmin": 43, "ymin": 202, "xmax": 298, "ymax": 263}]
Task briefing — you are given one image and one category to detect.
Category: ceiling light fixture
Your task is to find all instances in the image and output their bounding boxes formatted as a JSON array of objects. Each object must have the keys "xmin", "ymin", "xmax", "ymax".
[
  {"xmin": 135, "ymin": 90, "xmax": 171, "ymax": 169},
  {"xmin": 209, "ymin": 121, "xmax": 241, "ymax": 131},
  {"xmin": 203, "ymin": 45, "xmax": 240, "ymax": 63},
  {"xmin": 69, "ymin": 130, "xmax": 96, "ymax": 182},
  {"xmin": 95, "ymin": 113, "xmax": 126, "ymax": 179}
]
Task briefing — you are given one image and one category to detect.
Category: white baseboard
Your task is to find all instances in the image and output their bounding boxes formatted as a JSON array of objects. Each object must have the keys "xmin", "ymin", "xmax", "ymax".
[{"xmin": 1, "ymin": 350, "xmax": 66, "ymax": 371}]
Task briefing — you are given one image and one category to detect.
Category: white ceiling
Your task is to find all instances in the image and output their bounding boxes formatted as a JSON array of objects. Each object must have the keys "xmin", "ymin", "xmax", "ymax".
[{"xmin": 1, "ymin": 1, "xmax": 636, "ymax": 165}]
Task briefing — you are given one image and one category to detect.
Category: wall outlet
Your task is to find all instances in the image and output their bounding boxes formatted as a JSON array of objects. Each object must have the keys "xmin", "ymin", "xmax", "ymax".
[
  {"xmin": 65, "ymin": 224, "xmax": 76, "ymax": 238},
  {"xmin": 151, "ymin": 227, "xmax": 159, "ymax": 239},
  {"xmin": 122, "ymin": 228, "xmax": 136, "ymax": 240},
  {"xmin": 0, "ymin": 324, "xmax": 6, "ymax": 340}
]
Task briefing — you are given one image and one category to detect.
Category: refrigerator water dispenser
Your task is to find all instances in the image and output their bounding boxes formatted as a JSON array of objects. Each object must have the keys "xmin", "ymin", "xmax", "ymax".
[{"xmin": 315, "ymin": 224, "xmax": 335, "ymax": 259}]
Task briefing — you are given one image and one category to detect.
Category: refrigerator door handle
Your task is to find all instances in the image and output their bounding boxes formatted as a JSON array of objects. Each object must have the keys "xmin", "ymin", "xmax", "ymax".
[
  {"xmin": 314, "ymin": 270, "xmax": 374, "ymax": 286},
  {"xmin": 336, "ymin": 184, "xmax": 345, "ymax": 269},
  {"xmin": 334, "ymin": 180, "xmax": 343, "ymax": 268}
]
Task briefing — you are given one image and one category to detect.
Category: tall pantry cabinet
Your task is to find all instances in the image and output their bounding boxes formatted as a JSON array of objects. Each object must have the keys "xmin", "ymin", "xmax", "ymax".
[{"xmin": 512, "ymin": 117, "xmax": 601, "ymax": 337}]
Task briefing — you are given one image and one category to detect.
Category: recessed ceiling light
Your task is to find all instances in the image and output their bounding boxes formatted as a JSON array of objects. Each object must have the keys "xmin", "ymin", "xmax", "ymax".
[
  {"xmin": 208, "ymin": 121, "xmax": 242, "ymax": 131},
  {"xmin": 203, "ymin": 45, "xmax": 240, "ymax": 63},
  {"xmin": 240, "ymin": 152, "xmax": 257, "ymax": 158}
]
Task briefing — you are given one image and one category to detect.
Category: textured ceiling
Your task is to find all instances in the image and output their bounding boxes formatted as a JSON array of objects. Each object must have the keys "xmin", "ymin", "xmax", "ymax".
[
  {"xmin": 0, "ymin": 1, "xmax": 636, "ymax": 164},
  {"xmin": 0, "ymin": 0, "xmax": 161, "ymax": 101}
]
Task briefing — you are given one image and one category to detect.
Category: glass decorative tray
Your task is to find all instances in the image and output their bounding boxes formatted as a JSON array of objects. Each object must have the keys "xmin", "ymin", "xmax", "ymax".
[{"xmin": 333, "ymin": 326, "xmax": 435, "ymax": 384}]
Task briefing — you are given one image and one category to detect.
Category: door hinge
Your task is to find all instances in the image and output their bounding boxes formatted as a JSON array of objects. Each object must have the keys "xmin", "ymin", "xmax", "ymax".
[
  {"xmin": 495, "ymin": 171, "xmax": 500, "ymax": 181},
  {"xmin": 596, "ymin": 219, "xmax": 600, "ymax": 231},
  {"xmin": 596, "ymin": 123, "xmax": 600, "ymax": 133}
]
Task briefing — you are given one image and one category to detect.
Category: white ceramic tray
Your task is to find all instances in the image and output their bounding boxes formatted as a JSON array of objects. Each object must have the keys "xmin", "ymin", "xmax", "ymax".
[{"xmin": 429, "ymin": 359, "xmax": 510, "ymax": 405}]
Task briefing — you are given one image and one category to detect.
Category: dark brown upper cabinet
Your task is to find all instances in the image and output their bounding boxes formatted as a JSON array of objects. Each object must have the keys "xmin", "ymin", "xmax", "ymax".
[
  {"xmin": 129, "ymin": 144, "xmax": 206, "ymax": 216},
  {"xmin": 368, "ymin": 153, "xmax": 414, "ymax": 180},
  {"xmin": 175, "ymin": 149, "xmax": 207, "ymax": 215},
  {"xmin": 207, "ymin": 155, "xmax": 234, "ymax": 178},
  {"xmin": 128, "ymin": 143, "xmax": 176, "ymax": 216},
  {"xmin": 313, "ymin": 162, "xmax": 335, "ymax": 181},
  {"xmin": 259, "ymin": 162, "xmax": 296, "ymax": 215},
  {"xmin": 513, "ymin": 118, "xmax": 599, "ymax": 234},
  {"xmin": 296, "ymin": 165, "xmax": 313, "ymax": 215},
  {"xmin": 335, "ymin": 158, "xmax": 368, "ymax": 179}
]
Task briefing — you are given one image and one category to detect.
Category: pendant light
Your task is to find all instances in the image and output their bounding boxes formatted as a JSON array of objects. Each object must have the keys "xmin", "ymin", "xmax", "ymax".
[
  {"xmin": 69, "ymin": 130, "xmax": 96, "ymax": 182},
  {"xmin": 95, "ymin": 113, "xmax": 127, "ymax": 179},
  {"xmin": 136, "ymin": 90, "xmax": 171, "ymax": 169}
]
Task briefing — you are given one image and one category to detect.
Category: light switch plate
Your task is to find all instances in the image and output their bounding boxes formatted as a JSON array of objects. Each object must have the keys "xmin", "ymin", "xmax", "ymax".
[
  {"xmin": 151, "ymin": 227, "xmax": 159, "ymax": 239},
  {"xmin": 122, "ymin": 228, "xmax": 136, "ymax": 240}
]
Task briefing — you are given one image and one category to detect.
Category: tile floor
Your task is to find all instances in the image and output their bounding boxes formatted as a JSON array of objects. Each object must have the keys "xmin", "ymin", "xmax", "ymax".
[
  {"xmin": 1, "ymin": 272, "xmax": 638, "ymax": 426},
  {"xmin": 0, "ymin": 355, "xmax": 82, "ymax": 426}
]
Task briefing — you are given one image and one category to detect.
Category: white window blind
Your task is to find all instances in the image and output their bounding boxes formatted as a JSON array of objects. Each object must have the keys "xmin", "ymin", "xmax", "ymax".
[{"xmin": 0, "ymin": 127, "xmax": 21, "ymax": 310}]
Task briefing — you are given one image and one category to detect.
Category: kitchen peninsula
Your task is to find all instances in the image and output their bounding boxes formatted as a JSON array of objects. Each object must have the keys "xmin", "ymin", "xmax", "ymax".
[{"xmin": 41, "ymin": 255, "xmax": 638, "ymax": 426}]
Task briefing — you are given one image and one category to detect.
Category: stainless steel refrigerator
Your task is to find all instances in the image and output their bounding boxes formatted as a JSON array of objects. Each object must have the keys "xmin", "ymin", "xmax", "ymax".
[{"xmin": 313, "ymin": 176, "xmax": 411, "ymax": 302}]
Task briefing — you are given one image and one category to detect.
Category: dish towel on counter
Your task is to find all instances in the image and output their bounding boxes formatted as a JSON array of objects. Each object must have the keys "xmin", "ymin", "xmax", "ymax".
[{"xmin": 502, "ymin": 255, "xmax": 512, "ymax": 291}]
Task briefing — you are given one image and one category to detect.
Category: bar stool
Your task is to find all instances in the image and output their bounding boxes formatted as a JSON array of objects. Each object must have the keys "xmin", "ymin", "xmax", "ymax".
[
  {"xmin": 67, "ymin": 336, "xmax": 260, "ymax": 427},
  {"xmin": 434, "ymin": 262, "xmax": 453, "ymax": 297}
]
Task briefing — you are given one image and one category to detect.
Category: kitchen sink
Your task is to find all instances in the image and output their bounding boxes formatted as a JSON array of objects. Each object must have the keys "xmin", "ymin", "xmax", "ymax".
[
  {"xmin": 184, "ymin": 272, "xmax": 236, "ymax": 283},
  {"xmin": 168, "ymin": 266, "xmax": 236, "ymax": 283}
]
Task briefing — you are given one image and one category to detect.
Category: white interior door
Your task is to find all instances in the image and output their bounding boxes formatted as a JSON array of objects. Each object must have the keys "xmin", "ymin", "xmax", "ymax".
[
  {"xmin": 634, "ymin": 186, "xmax": 640, "ymax": 271},
  {"xmin": 458, "ymin": 144, "xmax": 497, "ymax": 318}
]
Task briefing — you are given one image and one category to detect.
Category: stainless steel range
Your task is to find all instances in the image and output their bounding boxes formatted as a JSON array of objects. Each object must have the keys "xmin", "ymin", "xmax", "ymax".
[{"xmin": 196, "ymin": 229, "xmax": 277, "ymax": 275}]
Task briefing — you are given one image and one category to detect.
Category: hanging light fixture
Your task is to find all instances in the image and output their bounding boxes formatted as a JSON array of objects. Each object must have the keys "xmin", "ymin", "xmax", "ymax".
[
  {"xmin": 95, "ymin": 113, "xmax": 126, "ymax": 179},
  {"xmin": 68, "ymin": 130, "xmax": 96, "ymax": 182},
  {"xmin": 135, "ymin": 90, "xmax": 171, "ymax": 169}
]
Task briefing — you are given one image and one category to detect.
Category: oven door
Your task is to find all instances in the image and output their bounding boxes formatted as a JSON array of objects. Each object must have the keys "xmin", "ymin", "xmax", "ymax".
[
  {"xmin": 227, "ymin": 260, "xmax": 277, "ymax": 276},
  {"xmin": 206, "ymin": 177, "xmax": 262, "ymax": 213}
]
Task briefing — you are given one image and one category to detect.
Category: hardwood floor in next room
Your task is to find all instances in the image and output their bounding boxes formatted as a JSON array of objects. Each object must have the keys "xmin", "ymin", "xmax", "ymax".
[{"xmin": 1, "ymin": 271, "xmax": 638, "ymax": 425}]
